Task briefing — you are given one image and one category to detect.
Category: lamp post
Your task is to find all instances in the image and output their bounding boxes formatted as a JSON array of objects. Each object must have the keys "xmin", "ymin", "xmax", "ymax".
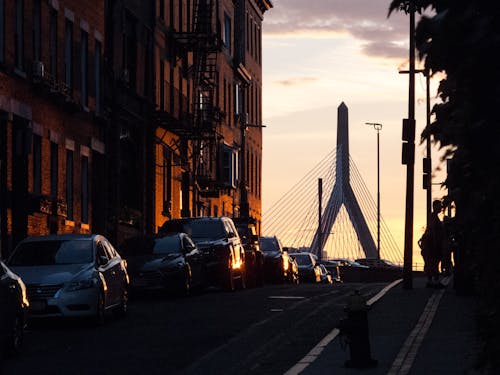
[{"xmin": 365, "ymin": 122, "xmax": 382, "ymax": 260}]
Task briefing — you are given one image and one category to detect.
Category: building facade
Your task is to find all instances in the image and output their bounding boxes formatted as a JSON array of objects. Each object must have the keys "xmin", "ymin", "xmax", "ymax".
[
  {"xmin": 153, "ymin": 0, "xmax": 271, "ymax": 234},
  {"xmin": 0, "ymin": 0, "xmax": 106, "ymax": 257},
  {"xmin": 0, "ymin": 0, "xmax": 271, "ymax": 257}
]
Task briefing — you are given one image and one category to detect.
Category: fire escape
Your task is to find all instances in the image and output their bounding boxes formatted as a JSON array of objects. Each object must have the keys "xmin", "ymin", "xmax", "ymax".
[{"xmin": 160, "ymin": 0, "xmax": 224, "ymax": 211}]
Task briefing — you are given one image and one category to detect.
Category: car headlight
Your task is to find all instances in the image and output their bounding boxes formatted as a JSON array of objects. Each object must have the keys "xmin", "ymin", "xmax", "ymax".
[{"xmin": 65, "ymin": 278, "xmax": 98, "ymax": 292}]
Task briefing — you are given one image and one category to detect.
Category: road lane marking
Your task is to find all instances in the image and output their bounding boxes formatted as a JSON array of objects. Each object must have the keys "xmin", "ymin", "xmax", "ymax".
[
  {"xmin": 268, "ymin": 296, "xmax": 306, "ymax": 299},
  {"xmin": 387, "ymin": 276, "xmax": 450, "ymax": 375},
  {"xmin": 284, "ymin": 279, "xmax": 403, "ymax": 375}
]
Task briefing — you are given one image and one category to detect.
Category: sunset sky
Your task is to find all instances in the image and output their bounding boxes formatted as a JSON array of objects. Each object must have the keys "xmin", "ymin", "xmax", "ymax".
[{"xmin": 260, "ymin": 0, "xmax": 447, "ymax": 265}]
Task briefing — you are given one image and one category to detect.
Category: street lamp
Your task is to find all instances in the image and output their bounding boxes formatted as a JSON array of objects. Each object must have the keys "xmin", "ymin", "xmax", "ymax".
[{"xmin": 365, "ymin": 122, "xmax": 382, "ymax": 261}]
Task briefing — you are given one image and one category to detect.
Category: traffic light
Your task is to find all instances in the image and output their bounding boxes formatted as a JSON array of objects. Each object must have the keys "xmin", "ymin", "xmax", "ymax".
[{"xmin": 401, "ymin": 119, "xmax": 415, "ymax": 165}]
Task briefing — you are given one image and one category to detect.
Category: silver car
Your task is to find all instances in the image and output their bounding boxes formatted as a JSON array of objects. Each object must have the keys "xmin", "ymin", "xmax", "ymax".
[{"xmin": 7, "ymin": 234, "xmax": 129, "ymax": 324}]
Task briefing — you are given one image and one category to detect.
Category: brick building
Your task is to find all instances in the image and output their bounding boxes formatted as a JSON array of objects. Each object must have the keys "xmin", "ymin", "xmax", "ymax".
[
  {"xmin": 0, "ymin": 0, "xmax": 271, "ymax": 257},
  {"xmin": 0, "ymin": 0, "xmax": 106, "ymax": 257},
  {"xmin": 154, "ymin": 0, "xmax": 272, "ymax": 234}
]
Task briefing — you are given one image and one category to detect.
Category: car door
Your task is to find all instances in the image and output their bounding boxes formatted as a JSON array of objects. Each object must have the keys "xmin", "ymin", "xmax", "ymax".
[
  {"xmin": 225, "ymin": 219, "xmax": 244, "ymax": 268},
  {"xmin": 102, "ymin": 240, "xmax": 124, "ymax": 306},
  {"xmin": 182, "ymin": 235, "xmax": 203, "ymax": 286},
  {"xmin": 95, "ymin": 241, "xmax": 115, "ymax": 307}
]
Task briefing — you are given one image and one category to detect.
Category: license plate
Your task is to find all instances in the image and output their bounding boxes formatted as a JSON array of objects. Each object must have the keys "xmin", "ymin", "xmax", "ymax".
[{"xmin": 29, "ymin": 300, "xmax": 47, "ymax": 312}]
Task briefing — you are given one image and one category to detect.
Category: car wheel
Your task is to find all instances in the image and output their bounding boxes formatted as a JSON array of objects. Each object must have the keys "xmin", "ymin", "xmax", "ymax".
[
  {"xmin": 6, "ymin": 313, "xmax": 24, "ymax": 356},
  {"xmin": 113, "ymin": 286, "xmax": 128, "ymax": 318},
  {"xmin": 94, "ymin": 291, "xmax": 106, "ymax": 326},
  {"xmin": 237, "ymin": 268, "xmax": 246, "ymax": 290}
]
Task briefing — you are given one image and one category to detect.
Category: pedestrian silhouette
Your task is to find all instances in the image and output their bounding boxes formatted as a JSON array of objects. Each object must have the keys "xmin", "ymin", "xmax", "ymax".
[
  {"xmin": 441, "ymin": 201, "xmax": 456, "ymax": 276},
  {"xmin": 418, "ymin": 199, "xmax": 446, "ymax": 288}
]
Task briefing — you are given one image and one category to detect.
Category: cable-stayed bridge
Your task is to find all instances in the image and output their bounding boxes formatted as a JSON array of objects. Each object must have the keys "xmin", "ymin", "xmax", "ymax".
[{"xmin": 262, "ymin": 103, "xmax": 402, "ymax": 265}]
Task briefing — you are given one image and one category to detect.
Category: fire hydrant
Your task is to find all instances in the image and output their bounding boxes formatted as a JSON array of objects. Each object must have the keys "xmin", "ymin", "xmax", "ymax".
[{"xmin": 338, "ymin": 290, "xmax": 378, "ymax": 368}]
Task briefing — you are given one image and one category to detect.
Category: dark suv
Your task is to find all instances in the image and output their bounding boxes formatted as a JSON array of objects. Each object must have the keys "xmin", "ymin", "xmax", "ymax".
[
  {"xmin": 233, "ymin": 218, "xmax": 264, "ymax": 288},
  {"xmin": 160, "ymin": 217, "xmax": 246, "ymax": 291},
  {"xmin": 259, "ymin": 236, "xmax": 298, "ymax": 284}
]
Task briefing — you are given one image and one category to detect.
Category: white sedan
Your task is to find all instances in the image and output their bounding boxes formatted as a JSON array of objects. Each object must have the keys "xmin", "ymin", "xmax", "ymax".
[{"xmin": 7, "ymin": 234, "xmax": 129, "ymax": 324}]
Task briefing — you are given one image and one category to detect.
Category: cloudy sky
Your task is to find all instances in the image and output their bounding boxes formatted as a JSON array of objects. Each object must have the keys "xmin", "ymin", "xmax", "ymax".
[{"xmin": 261, "ymin": 0, "xmax": 445, "ymax": 265}]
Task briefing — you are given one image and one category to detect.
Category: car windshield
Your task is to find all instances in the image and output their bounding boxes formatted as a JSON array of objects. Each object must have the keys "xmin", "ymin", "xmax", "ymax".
[
  {"xmin": 120, "ymin": 235, "xmax": 182, "ymax": 256},
  {"xmin": 189, "ymin": 220, "xmax": 226, "ymax": 241},
  {"xmin": 9, "ymin": 240, "xmax": 93, "ymax": 266},
  {"xmin": 259, "ymin": 238, "xmax": 279, "ymax": 252},
  {"xmin": 292, "ymin": 254, "xmax": 312, "ymax": 266},
  {"xmin": 153, "ymin": 236, "xmax": 182, "ymax": 254}
]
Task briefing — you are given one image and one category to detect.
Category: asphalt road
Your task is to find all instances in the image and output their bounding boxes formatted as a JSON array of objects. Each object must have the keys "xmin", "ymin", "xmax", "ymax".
[{"xmin": 2, "ymin": 282, "xmax": 390, "ymax": 375}]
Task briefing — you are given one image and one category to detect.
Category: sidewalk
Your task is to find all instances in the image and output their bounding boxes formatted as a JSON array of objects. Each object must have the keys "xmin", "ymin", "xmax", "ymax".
[{"xmin": 288, "ymin": 274, "xmax": 480, "ymax": 375}]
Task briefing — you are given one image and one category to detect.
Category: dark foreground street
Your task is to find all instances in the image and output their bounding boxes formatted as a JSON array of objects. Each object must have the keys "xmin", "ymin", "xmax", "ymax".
[{"xmin": 2, "ymin": 282, "xmax": 389, "ymax": 375}]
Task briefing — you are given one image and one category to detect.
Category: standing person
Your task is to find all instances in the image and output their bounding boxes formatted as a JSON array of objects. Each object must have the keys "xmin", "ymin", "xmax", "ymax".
[
  {"xmin": 441, "ymin": 202, "xmax": 456, "ymax": 276},
  {"xmin": 419, "ymin": 199, "xmax": 446, "ymax": 288}
]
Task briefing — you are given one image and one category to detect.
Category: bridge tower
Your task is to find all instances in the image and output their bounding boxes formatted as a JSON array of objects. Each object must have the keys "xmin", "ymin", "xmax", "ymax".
[{"xmin": 310, "ymin": 102, "xmax": 377, "ymax": 260}]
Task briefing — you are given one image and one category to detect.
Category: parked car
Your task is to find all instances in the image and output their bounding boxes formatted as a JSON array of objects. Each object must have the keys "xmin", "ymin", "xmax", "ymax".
[
  {"xmin": 7, "ymin": 234, "xmax": 129, "ymax": 324},
  {"xmin": 118, "ymin": 233, "xmax": 204, "ymax": 295},
  {"xmin": 318, "ymin": 264, "xmax": 333, "ymax": 284},
  {"xmin": 321, "ymin": 262, "xmax": 342, "ymax": 284},
  {"xmin": 0, "ymin": 260, "xmax": 28, "ymax": 356},
  {"xmin": 233, "ymin": 218, "xmax": 264, "ymax": 288},
  {"xmin": 330, "ymin": 258, "xmax": 369, "ymax": 268},
  {"xmin": 289, "ymin": 252, "xmax": 322, "ymax": 283},
  {"xmin": 160, "ymin": 217, "xmax": 246, "ymax": 291},
  {"xmin": 259, "ymin": 236, "xmax": 298, "ymax": 284},
  {"xmin": 355, "ymin": 258, "xmax": 403, "ymax": 270}
]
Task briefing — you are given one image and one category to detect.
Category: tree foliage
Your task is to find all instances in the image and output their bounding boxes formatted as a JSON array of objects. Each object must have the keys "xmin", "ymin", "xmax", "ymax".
[{"xmin": 389, "ymin": 1, "xmax": 500, "ymax": 373}]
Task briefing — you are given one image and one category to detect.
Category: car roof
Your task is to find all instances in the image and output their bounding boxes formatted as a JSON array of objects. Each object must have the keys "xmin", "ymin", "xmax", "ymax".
[{"xmin": 19, "ymin": 234, "xmax": 100, "ymax": 243}]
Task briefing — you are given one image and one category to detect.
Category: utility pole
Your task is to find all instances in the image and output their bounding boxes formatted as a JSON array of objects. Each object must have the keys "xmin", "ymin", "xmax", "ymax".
[
  {"xmin": 425, "ymin": 69, "xmax": 432, "ymax": 227},
  {"xmin": 365, "ymin": 122, "xmax": 382, "ymax": 260},
  {"xmin": 402, "ymin": 1, "xmax": 416, "ymax": 290},
  {"xmin": 239, "ymin": 111, "xmax": 266, "ymax": 220}
]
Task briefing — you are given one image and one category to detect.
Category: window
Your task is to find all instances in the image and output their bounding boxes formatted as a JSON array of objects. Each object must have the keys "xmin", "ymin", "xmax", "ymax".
[
  {"xmin": 234, "ymin": 83, "xmax": 241, "ymax": 116},
  {"xmin": 33, "ymin": 0, "xmax": 41, "ymax": 61},
  {"xmin": 96, "ymin": 242, "xmax": 108, "ymax": 263},
  {"xmin": 223, "ymin": 13, "xmax": 231, "ymax": 54},
  {"xmin": 66, "ymin": 149, "xmax": 73, "ymax": 220},
  {"xmin": 49, "ymin": 9, "xmax": 58, "ymax": 77},
  {"xmin": 81, "ymin": 155, "xmax": 88, "ymax": 223},
  {"xmin": 159, "ymin": 0, "xmax": 164, "ymax": 20},
  {"xmin": 220, "ymin": 145, "xmax": 238, "ymax": 188},
  {"xmin": 159, "ymin": 60, "xmax": 165, "ymax": 110},
  {"xmin": 162, "ymin": 148, "xmax": 172, "ymax": 216},
  {"xmin": 33, "ymin": 134, "xmax": 41, "ymax": 195},
  {"xmin": 0, "ymin": 0, "xmax": 4, "ymax": 62},
  {"xmin": 64, "ymin": 19, "xmax": 73, "ymax": 87},
  {"xmin": 15, "ymin": 0, "xmax": 24, "ymax": 70},
  {"xmin": 80, "ymin": 30, "xmax": 88, "ymax": 107},
  {"xmin": 94, "ymin": 40, "xmax": 102, "ymax": 113},
  {"xmin": 50, "ymin": 142, "xmax": 58, "ymax": 198},
  {"xmin": 123, "ymin": 13, "xmax": 137, "ymax": 89}
]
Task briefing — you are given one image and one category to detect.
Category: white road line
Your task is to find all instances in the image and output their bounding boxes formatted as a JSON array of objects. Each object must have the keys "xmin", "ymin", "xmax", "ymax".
[
  {"xmin": 387, "ymin": 276, "xmax": 450, "ymax": 375},
  {"xmin": 283, "ymin": 279, "xmax": 403, "ymax": 375},
  {"xmin": 268, "ymin": 296, "xmax": 306, "ymax": 299}
]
